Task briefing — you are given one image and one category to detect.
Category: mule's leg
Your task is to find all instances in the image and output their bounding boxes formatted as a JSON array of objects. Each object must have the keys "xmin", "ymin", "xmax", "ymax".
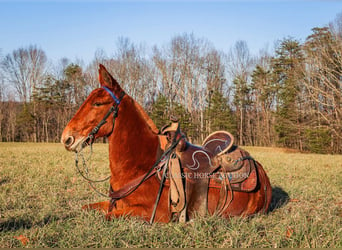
[
  {"xmin": 81, "ymin": 201, "xmax": 136, "ymax": 219},
  {"xmin": 82, "ymin": 200, "xmax": 111, "ymax": 214},
  {"xmin": 104, "ymin": 206, "xmax": 169, "ymax": 223},
  {"xmin": 105, "ymin": 208, "xmax": 134, "ymax": 221},
  {"xmin": 104, "ymin": 206, "xmax": 153, "ymax": 222}
]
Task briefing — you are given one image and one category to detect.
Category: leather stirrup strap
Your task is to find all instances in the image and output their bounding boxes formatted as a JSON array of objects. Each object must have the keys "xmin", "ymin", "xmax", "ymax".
[
  {"xmin": 169, "ymin": 155, "xmax": 186, "ymax": 212},
  {"xmin": 216, "ymin": 171, "xmax": 234, "ymax": 216},
  {"xmin": 169, "ymin": 155, "xmax": 186, "ymax": 222},
  {"xmin": 216, "ymin": 172, "xmax": 228, "ymax": 214}
]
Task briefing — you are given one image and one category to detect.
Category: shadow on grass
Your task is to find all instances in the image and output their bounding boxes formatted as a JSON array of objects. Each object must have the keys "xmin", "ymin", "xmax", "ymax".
[
  {"xmin": 0, "ymin": 213, "xmax": 74, "ymax": 232},
  {"xmin": 269, "ymin": 186, "xmax": 289, "ymax": 212},
  {"xmin": 0, "ymin": 177, "xmax": 10, "ymax": 186}
]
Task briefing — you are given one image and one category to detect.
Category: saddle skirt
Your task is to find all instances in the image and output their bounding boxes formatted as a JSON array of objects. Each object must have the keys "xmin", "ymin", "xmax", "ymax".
[{"xmin": 160, "ymin": 119, "xmax": 258, "ymax": 222}]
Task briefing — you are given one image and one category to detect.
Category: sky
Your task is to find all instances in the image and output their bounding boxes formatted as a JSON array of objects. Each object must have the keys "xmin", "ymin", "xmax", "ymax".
[{"xmin": 1, "ymin": 0, "xmax": 342, "ymax": 64}]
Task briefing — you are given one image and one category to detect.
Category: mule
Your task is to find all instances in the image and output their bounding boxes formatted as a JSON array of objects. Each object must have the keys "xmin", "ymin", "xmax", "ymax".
[{"xmin": 61, "ymin": 64, "xmax": 272, "ymax": 223}]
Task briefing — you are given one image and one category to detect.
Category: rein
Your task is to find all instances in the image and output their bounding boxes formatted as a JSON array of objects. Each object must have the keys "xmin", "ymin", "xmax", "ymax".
[
  {"xmin": 109, "ymin": 126, "xmax": 183, "ymax": 224},
  {"xmin": 75, "ymin": 144, "xmax": 111, "ymax": 198}
]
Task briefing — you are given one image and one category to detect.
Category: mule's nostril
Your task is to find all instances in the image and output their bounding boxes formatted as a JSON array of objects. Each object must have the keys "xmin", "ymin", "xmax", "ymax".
[{"xmin": 65, "ymin": 136, "xmax": 74, "ymax": 147}]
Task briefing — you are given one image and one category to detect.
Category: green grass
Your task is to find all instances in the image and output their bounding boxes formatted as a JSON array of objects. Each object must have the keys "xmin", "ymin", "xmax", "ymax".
[{"xmin": 0, "ymin": 143, "xmax": 341, "ymax": 247}]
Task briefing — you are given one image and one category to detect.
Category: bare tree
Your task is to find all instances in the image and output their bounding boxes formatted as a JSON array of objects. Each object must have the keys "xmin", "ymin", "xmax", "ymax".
[
  {"xmin": 101, "ymin": 37, "xmax": 154, "ymax": 106},
  {"xmin": 329, "ymin": 11, "xmax": 342, "ymax": 37},
  {"xmin": 152, "ymin": 33, "xmax": 226, "ymax": 140},
  {"xmin": 303, "ymin": 27, "xmax": 342, "ymax": 152},
  {"xmin": 226, "ymin": 40, "xmax": 254, "ymax": 145},
  {"xmin": 85, "ymin": 49, "xmax": 108, "ymax": 90},
  {"xmin": 1, "ymin": 45, "xmax": 47, "ymax": 102}
]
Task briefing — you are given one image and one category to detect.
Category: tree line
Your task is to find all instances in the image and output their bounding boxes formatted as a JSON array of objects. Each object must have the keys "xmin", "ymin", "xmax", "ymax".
[{"xmin": 0, "ymin": 16, "xmax": 341, "ymax": 154}]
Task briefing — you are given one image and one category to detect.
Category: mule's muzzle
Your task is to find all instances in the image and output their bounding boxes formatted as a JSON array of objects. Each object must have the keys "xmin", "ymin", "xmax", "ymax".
[{"xmin": 61, "ymin": 132, "xmax": 88, "ymax": 152}]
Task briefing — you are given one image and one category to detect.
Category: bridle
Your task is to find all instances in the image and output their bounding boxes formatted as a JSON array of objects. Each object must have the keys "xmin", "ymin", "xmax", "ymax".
[{"xmin": 74, "ymin": 86, "xmax": 125, "ymax": 197}]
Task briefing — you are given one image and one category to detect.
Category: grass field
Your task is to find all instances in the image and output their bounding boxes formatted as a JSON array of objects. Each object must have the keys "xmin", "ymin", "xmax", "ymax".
[{"xmin": 0, "ymin": 143, "xmax": 341, "ymax": 248}]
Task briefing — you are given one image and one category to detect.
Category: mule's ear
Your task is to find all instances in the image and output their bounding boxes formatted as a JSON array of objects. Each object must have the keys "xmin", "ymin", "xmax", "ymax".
[{"xmin": 98, "ymin": 64, "xmax": 121, "ymax": 90}]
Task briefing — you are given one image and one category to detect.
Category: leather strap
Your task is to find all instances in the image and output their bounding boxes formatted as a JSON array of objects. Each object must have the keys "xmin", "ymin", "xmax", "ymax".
[
  {"xmin": 109, "ymin": 166, "xmax": 160, "ymax": 200},
  {"xmin": 169, "ymin": 155, "xmax": 186, "ymax": 213}
]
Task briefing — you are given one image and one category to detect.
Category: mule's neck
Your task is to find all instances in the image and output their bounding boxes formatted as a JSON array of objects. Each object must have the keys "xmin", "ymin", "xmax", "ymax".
[{"xmin": 107, "ymin": 98, "xmax": 160, "ymax": 188}]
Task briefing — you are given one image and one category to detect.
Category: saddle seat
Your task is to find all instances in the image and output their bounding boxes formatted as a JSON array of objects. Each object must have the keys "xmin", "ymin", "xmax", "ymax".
[{"xmin": 160, "ymin": 119, "xmax": 258, "ymax": 222}]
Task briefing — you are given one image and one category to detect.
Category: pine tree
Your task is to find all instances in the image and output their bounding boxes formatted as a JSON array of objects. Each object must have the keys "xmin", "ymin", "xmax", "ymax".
[
  {"xmin": 272, "ymin": 38, "xmax": 305, "ymax": 149},
  {"xmin": 149, "ymin": 94, "xmax": 170, "ymax": 129},
  {"xmin": 304, "ymin": 128, "xmax": 331, "ymax": 154},
  {"xmin": 206, "ymin": 90, "xmax": 236, "ymax": 135}
]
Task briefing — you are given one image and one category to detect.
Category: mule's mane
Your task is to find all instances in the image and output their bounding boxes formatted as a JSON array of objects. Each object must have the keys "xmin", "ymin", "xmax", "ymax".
[{"xmin": 134, "ymin": 101, "xmax": 159, "ymax": 135}]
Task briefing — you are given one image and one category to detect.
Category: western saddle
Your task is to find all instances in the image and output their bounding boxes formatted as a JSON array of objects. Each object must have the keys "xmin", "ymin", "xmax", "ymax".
[{"xmin": 160, "ymin": 117, "xmax": 258, "ymax": 222}]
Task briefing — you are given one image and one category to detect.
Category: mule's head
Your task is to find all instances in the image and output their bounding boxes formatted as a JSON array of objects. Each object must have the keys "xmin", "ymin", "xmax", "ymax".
[{"xmin": 61, "ymin": 64, "xmax": 125, "ymax": 152}]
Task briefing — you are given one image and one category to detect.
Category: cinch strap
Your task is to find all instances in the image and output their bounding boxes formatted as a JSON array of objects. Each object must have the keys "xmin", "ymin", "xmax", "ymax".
[{"xmin": 102, "ymin": 86, "xmax": 121, "ymax": 105}]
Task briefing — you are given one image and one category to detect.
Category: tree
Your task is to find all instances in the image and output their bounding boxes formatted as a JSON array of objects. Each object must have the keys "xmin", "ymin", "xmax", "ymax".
[
  {"xmin": 149, "ymin": 94, "xmax": 170, "ymax": 129},
  {"xmin": 1, "ymin": 45, "xmax": 47, "ymax": 142},
  {"xmin": 63, "ymin": 63, "xmax": 87, "ymax": 105},
  {"xmin": 16, "ymin": 104, "xmax": 35, "ymax": 141},
  {"xmin": 272, "ymin": 38, "xmax": 305, "ymax": 149},
  {"xmin": 206, "ymin": 90, "xmax": 236, "ymax": 135},
  {"xmin": 251, "ymin": 62, "xmax": 277, "ymax": 146},
  {"xmin": 32, "ymin": 75, "xmax": 60, "ymax": 142},
  {"xmin": 0, "ymin": 69, "xmax": 4, "ymax": 141},
  {"xmin": 303, "ymin": 27, "xmax": 342, "ymax": 153},
  {"xmin": 1, "ymin": 45, "xmax": 47, "ymax": 103},
  {"xmin": 232, "ymin": 75, "xmax": 251, "ymax": 145},
  {"xmin": 226, "ymin": 41, "xmax": 254, "ymax": 145},
  {"xmin": 152, "ymin": 33, "xmax": 227, "ymax": 141},
  {"xmin": 105, "ymin": 37, "xmax": 156, "ymax": 106}
]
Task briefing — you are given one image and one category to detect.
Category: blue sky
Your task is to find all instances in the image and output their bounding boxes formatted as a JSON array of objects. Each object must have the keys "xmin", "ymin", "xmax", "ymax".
[{"xmin": 1, "ymin": 1, "xmax": 342, "ymax": 64}]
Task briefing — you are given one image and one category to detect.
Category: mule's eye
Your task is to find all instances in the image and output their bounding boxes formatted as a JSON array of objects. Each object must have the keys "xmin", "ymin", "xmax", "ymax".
[{"xmin": 93, "ymin": 102, "xmax": 103, "ymax": 107}]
